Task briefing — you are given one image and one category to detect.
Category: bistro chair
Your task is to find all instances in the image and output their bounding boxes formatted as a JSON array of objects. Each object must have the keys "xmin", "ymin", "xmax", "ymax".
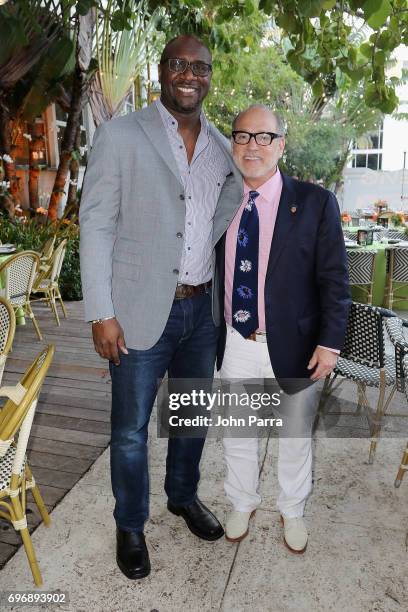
[
  {"xmin": 395, "ymin": 354, "xmax": 408, "ymax": 488},
  {"xmin": 346, "ymin": 249, "xmax": 377, "ymax": 304},
  {"xmin": 0, "ymin": 297, "xmax": 16, "ymax": 385},
  {"xmin": 40, "ymin": 235, "xmax": 56, "ymax": 263},
  {"xmin": 387, "ymin": 230, "xmax": 407, "ymax": 241},
  {"xmin": 319, "ymin": 303, "xmax": 408, "ymax": 464},
  {"xmin": 31, "ymin": 239, "xmax": 68, "ymax": 326},
  {"xmin": 0, "ymin": 344, "xmax": 54, "ymax": 586},
  {"xmin": 0, "ymin": 251, "xmax": 42, "ymax": 341},
  {"xmin": 384, "ymin": 247, "xmax": 408, "ymax": 309},
  {"xmin": 343, "ymin": 230, "xmax": 355, "ymax": 241}
]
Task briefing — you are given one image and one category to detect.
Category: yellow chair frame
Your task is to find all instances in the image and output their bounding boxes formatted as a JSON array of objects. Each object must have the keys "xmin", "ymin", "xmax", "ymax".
[
  {"xmin": 0, "ymin": 297, "xmax": 16, "ymax": 385},
  {"xmin": 0, "ymin": 345, "xmax": 55, "ymax": 586},
  {"xmin": 31, "ymin": 240, "xmax": 68, "ymax": 326},
  {"xmin": 0, "ymin": 251, "xmax": 42, "ymax": 340}
]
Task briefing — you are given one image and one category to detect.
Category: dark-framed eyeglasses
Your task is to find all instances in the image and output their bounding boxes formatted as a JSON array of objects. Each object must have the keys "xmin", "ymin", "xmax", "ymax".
[
  {"xmin": 232, "ymin": 131, "xmax": 283, "ymax": 146},
  {"xmin": 161, "ymin": 58, "xmax": 212, "ymax": 77}
]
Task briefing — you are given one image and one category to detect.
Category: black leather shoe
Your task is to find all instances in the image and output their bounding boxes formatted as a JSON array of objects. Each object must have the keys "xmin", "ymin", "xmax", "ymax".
[
  {"xmin": 167, "ymin": 498, "xmax": 224, "ymax": 541},
  {"xmin": 116, "ymin": 528, "xmax": 151, "ymax": 579}
]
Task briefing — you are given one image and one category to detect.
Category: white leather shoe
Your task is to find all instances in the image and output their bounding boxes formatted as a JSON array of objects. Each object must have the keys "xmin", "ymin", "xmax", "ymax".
[
  {"xmin": 225, "ymin": 510, "xmax": 256, "ymax": 542},
  {"xmin": 280, "ymin": 515, "xmax": 308, "ymax": 553}
]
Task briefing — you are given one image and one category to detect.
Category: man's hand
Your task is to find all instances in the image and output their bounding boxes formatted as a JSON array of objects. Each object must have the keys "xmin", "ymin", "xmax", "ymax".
[
  {"xmin": 307, "ymin": 347, "xmax": 337, "ymax": 381},
  {"xmin": 92, "ymin": 318, "xmax": 128, "ymax": 366}
]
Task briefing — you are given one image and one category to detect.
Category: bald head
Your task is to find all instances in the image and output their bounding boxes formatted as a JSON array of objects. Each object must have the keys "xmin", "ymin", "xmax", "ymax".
[
  {"xmin": 232, "ymin": 105, "xmax": 285, "ymax": 136},
  {"xmin": 231, "ymin": 104, "xmax": 286, "ymax": 189},
  {"xmin": 160, "ymin": 35, "xmax": 211, "ymax": 65}
]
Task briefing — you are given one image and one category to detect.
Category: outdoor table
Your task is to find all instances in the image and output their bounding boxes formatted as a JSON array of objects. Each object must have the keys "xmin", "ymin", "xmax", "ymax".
[
  {"xmin": 346, "ymin": 241, "xmax": 408, "ymax": 309},
  {"xmin": 0, "ymin": 253, "xmax": 26, "ymax": 325}
]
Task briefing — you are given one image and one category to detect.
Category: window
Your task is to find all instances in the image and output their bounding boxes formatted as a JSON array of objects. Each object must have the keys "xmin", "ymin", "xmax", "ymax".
[
  {"xmin": 351, "ymin": 152, "xmax": 382, "ymax": 170},
  {"xmin": 350, "ymin": 121, "xmax": 383, "ymax": 170}
]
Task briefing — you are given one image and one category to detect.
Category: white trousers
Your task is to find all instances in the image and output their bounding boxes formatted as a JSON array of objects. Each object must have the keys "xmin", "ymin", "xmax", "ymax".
[{"xmin": 221, "ymin": 325, "xmax": 318, "ymax": 518}]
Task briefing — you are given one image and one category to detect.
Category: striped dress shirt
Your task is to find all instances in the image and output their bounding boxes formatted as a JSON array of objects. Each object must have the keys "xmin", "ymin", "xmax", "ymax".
[{"xmin": 155, "ymin": 98, "xmax": 230, "ymax": 285}]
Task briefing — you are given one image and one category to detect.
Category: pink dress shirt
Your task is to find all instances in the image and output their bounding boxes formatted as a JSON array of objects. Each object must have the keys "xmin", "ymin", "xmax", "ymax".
[
  {"xmin": 225, "ymin": 170, "xmax": 282, "ymax": 332},
  {"xmin": 224, "ymin": 169, "xmax": 339, "ymax": 354}
]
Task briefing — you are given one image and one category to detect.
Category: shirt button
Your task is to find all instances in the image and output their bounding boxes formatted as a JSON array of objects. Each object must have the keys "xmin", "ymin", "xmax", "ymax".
[
  {"xmin": 179, "ymin": 145, "xmax": 183, "ymax": 149},
  {"xmin": 188, "ymin": 221, "xmax": 191, "ymax": 225},
  {"xmin": 187, "ymin": 247, "xmax": 191, "ymax": 250},
  {"xmin": 188, "ymin": 196, "xmax": 192, "ymax": 199},
  {"xmin": 179, "ymin": 194, "xmax": 185, "ymax": 200},
  {"xmin": 173, "ymin": 269, "xmax": 179, "ymax": 275},
  {"xmin": 177, "ymin": 232, "xmax": 183, "ymax": 238},
  {"xmin": 185, "ymin": 272, "xmax": 189, "ymax": 275}
]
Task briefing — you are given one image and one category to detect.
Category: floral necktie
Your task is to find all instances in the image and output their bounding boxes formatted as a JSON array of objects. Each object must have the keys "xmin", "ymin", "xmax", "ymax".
[{"xmin": 231, "ymin": 190, "xmax": 260, "ymax": 338}]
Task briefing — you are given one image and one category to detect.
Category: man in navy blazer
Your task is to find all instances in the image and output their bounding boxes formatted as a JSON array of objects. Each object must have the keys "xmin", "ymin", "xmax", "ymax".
[{"xmin": 214, "ymin": 104, "xmax": 351, "ymax": 552}]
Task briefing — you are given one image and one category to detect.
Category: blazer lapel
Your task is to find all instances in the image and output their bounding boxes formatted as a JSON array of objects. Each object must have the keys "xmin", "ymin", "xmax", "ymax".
[
  {"xmin": 266, "ymin": 173, "xmax": 299, "ymax": 276},
  {"xmin": 209, "ymin": 126, "xmax": 244, "ymax": 248},
  {"xmin": 135, "ymin": 104, "xmax": 182, "ymax": 185}
]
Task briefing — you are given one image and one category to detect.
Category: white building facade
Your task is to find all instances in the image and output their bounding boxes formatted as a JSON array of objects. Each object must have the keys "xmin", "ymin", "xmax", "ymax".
[{"xmin": 341, "ymin": 45, "xmax": 408, "ymax": 213}]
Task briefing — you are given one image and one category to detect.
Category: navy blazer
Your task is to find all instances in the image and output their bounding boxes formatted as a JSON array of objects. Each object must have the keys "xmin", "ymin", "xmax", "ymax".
[{"xmin": 215, "ymin": 173, "xmax": 351, "ymax": 392}]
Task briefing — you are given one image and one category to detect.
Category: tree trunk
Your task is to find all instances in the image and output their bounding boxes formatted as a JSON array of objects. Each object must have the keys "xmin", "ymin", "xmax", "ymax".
[
  {"xmin": 331, "ymin": 144, "xmax": 352, "ymax": 195},
  {"xmin": 67, "ymin": 125, "xmax": 81, "ymax": 208},
  {"xmin": 27, "ymin": 122, "xmax": 41, "ymax": 210},
  {"xmin": 0, "ymin": 101, "xmax": 18, "ymax": 217},
  {"xmin": 48, "ymin": 62, "xmax": 84, "ymax": 221}
]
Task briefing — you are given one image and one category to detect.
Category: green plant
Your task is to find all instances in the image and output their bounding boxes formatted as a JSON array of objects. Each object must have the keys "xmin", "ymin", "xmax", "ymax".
[
  {"xmin": 0, "ymin": 215, "xmax": 82, "ymax": 300},
  {"xmin": 391, "ymin": 214, "xmax": 403, "ymax": 227},
  {"xmin": 59, "ymin": 234, "xmax": 82, "ymax": 300}
]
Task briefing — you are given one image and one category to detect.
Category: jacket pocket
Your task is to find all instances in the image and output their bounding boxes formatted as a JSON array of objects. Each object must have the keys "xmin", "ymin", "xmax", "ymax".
[{"xmin": 112, "ymin": 255, "xmax": 141, "ymax": 281}]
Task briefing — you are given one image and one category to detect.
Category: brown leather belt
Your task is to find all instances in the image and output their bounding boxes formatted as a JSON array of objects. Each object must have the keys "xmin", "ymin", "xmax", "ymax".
[
  {"xmin": 247, "ymin": 331, "xmax": 267, "ymax": 342},
  {"xmin": 175, "ymin": 280, "xmax": 212, "ymax": 300}
]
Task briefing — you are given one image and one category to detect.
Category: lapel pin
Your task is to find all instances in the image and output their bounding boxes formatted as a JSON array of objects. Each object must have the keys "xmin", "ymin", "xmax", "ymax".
[{"xmin": 290, "ymin": 205, "xmax": 297, "ymax": 214}]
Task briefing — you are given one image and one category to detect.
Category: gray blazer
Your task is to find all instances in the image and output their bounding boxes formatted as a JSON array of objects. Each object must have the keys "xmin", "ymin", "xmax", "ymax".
[{"xmin": 79, "ymin": 103, "xmax": 243, "ymax": 350}]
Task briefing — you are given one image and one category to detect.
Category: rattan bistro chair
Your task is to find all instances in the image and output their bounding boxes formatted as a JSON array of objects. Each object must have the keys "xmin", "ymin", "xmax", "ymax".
[
  {"xmin": 0, "ymin": 298, "xmax": 16, "ymax": 385},
  {"xmin": 387, "ymin": 230, "xmax": 407, "ymax": 241},
  {"xmin": 384, "ymin": 247, "xmax": 408, "ymax": 310},
  {"xmin": 40, "ymin": 235, "xmax": 56, "ymax": 263},
  {"xmin": 395, "ymin": 355, "xmax": 408, "ymax": 488},
  {"xmin": 0, "ymin": 345, "xmax": 54, "ymax": 586},
  {"xmin": 0, "ymin": 251, "xmax": 42, "ymax": 340},
  {"xmin": 320, "ymin": 303, "xmax": 408, "ymax": 464},
  {"xmin": 31, "ymin": 239, "xmax": 67, "ymax": 326},
  {"xmin": 343, "ymin": 230, "xmax": 355, "ymax": 240},
  {"xmin": 346, "ymin": 249, "xmax": 377, "ymax": 305}
]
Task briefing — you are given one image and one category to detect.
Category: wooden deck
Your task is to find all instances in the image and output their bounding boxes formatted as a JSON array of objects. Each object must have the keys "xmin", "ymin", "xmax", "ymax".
[{"xmin": 0, "ymin": 300, "xmax": 111, "ymax": 568}]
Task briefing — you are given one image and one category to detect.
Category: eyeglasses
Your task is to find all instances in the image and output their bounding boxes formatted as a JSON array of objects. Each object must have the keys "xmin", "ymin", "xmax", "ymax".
[
  {"xmin": 232, "ymin": 131, "xmax": 283, "ymax": 146},
  {"xmin": 161, "ymin": 58, "xmax": 212, "ymax": 77}
]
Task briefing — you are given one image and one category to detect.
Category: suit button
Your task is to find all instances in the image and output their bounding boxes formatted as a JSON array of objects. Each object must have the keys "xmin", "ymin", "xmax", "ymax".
[
  {"xmin": 176, "ymin": 232, "xmax": 183, "ymax": 238},
  {"xmin": 173, "ymin": 269, "xmax": 179, "ymax": 274},
  {"xmin": 179, "ymin": 194, "xmax": 185, "ymax": 200}
]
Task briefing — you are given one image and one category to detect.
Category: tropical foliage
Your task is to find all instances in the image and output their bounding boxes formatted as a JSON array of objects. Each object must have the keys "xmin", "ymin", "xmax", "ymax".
[
  {"xmin": 206, "ymin": 40, "xmax": 381, "ymax": 186},
  {"xmin": 0, "ymin": 0, "xmax": 406, "ymax": 217},
  {"xmin": 0, "ymin": 211, "xmax": 81, "ymax": 300}
]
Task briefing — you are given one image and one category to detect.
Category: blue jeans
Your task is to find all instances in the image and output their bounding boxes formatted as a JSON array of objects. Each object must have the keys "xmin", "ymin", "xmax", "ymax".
[{"xmin": 109, "ymin": 291, "xmax": 218, "ymax": 532}]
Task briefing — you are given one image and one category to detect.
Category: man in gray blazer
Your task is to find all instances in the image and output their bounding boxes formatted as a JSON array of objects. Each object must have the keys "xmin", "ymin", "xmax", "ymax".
[{"xmin": 79, "ymin": 35, "xmax": 243, "ymax": 579}]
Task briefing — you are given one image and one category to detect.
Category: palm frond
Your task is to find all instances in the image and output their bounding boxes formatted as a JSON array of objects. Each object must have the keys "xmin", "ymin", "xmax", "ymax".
[{"xmin": 90, "ymin": 0, "xmax": 161, "ymax": 124}]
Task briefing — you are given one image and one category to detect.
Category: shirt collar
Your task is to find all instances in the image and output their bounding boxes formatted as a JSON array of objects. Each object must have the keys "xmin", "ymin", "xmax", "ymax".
[
  {"xmin": 243, "ymin": 168, "xmax": 282, "ymax": 202},
  {"xmin": 155, "ymin": 98, "xmax": 209, "ymax": 135}
]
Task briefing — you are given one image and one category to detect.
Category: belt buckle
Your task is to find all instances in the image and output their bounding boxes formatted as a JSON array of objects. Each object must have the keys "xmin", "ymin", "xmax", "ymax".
[{"xmin": 248, "ymin": 331, "xmax": 267, "ymax": 343}]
